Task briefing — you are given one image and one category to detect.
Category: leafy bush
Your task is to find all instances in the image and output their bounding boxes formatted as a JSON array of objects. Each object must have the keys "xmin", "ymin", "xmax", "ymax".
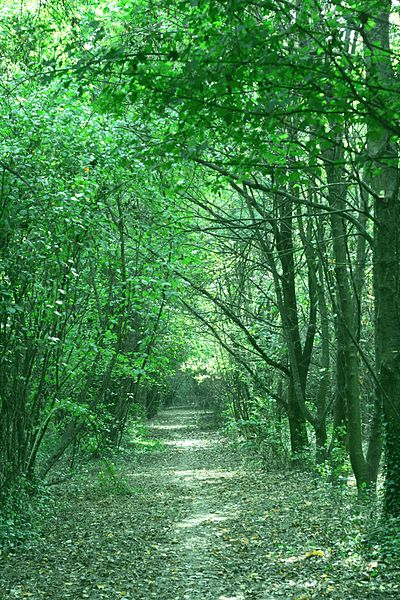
[
  {"xmin": 96, "ymin": 459, "xmax": 136, "ymax": 497},
  {"xmin": 226, "ymin": 416, "xmax": 289, "ymax": 468}
]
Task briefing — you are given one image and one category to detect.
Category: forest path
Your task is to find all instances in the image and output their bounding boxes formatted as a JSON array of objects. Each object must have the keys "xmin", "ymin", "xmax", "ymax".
[{"xmin": 0, "ymin": 408, "xmax": 398, "ymax": 599}]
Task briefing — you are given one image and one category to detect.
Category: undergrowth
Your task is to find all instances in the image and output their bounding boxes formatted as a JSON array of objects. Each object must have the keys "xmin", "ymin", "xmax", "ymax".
[
  {"xmin": 0, "ymin": 478, "xmax": 53, "ymax": 552},
  {"xmin": 96, "ymin": 458, "xmax": 137, "ymax": 497},
  {"xmin": 0, "ymin": 416, "xmax": 164, "ymax": 549}
]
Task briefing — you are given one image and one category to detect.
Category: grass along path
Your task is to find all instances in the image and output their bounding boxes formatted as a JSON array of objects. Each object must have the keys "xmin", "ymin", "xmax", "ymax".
[{"xmin": 0, "ymin": 408, "xmax": 399, "ymax": 599}]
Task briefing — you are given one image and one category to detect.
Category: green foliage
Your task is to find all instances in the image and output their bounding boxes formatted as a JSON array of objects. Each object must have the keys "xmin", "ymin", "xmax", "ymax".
[{"xmin": 0, "ymin": 55, "xmax": 194, "ymax": 492}]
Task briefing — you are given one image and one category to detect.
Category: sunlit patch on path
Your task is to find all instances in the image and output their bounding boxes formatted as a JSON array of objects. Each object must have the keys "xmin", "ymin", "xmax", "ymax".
[
  {"xmin": 164, "ymin": 438, "xmax": 220, "ymax": 449},
  {"xmin": 176, "ymin": 512, "xmax": 230, "ymax": 529},
  {"xmin": 150, "ymin": 423, "xmax": 192, "ymax": 431},
  {"xmin": 171, "ymin": 468, "xmax": 238, "ymax": 481}
]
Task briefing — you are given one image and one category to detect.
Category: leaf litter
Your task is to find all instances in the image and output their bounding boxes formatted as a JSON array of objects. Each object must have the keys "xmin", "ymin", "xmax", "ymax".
[{"xmin": 0, "ymin": 409, "xmax": 399, "ymax": 599}]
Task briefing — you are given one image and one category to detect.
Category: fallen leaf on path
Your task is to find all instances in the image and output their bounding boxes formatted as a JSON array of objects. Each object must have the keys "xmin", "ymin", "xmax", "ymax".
[{"xmin": 305, "ymin": 549, "xmax": 325, "ymax": 558}]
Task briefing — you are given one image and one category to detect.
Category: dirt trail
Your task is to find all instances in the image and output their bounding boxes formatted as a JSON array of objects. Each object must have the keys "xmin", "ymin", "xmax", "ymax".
[
  {"xmin": 142, "ymin": 409, "xmax": 247, "ymax": 600},
  {"xmin": 0, "ymin": 409, "xmax": 398, "ymax": 600}
]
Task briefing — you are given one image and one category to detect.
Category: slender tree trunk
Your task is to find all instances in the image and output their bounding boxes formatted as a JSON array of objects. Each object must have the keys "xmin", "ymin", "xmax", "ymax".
[{"xmin": 324, "ymin": 140, "xmax": 369, "ymax": 489}]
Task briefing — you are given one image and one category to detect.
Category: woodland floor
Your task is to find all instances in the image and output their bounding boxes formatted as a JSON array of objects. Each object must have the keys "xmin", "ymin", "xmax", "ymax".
[{"xmin": 0, "ymin": 408, "xmax": 399, "ymax": 600}]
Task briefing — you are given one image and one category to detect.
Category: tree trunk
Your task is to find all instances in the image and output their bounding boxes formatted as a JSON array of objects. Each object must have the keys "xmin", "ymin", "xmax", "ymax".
[{"xmin": 364, "ymin": 2, "xmax": 400, "ymax": 515}]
